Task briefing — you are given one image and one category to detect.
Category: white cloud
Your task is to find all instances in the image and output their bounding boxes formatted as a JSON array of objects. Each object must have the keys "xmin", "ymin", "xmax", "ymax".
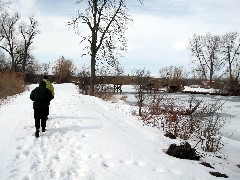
[
  {"xmin": 173, "ymin": 41, "xmax": 187, "ymax": 51},
  {"xmin": 19, "ymin": 0, "xmax": 37, "ymax": 9},
  {"xmin": 6, "ymin": 0, "xmax": 240, "ymax": 75},
  {"xmin": 34, "ymin": 16, "xmax": 84, "ymax": 61}
]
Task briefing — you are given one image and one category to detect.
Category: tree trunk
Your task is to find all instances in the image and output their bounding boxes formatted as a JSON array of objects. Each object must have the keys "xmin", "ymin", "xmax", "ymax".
[
  {"xmin": 209, "ymin": 62, "xmax": 214, "ymax": 88},
  {"xmin": 228, "ymin": 46, "xmax": 234, "ymax": 94},
  {"xmin": 89, "ymin": 0, "xmax": 98, "ymax": 96},
  {"xmin": 11, "ymin": 54, "xmax": 15, "ymax": 71},
  {"xmin": 90, "ymin": 54, "xmax": 96, "ymax": 96}
]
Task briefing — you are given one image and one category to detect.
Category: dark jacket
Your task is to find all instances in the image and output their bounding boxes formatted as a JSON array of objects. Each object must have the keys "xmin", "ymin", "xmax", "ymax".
[{"xmin": 30, "ymin": 81, "xmax": 53, "ymax": 109}]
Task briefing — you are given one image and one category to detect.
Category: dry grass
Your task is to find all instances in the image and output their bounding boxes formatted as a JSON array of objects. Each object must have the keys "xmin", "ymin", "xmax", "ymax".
[
  {"xmin": 120, "ymin": 95, "xmax": 128, "ymax": 101},
  {"xmin": 95, "ymin": 91, "xmax": 115, "ymax": 101},
  {"xmin": 0, "ymin": 71, "xmax": 26, "ymax": 99},
  {"xmin": 94, "ymin": 84, "xmax": 115, "ymax": 101}
]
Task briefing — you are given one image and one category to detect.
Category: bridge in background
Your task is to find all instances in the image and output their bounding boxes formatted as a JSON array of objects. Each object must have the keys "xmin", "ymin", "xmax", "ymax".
[{"xmin": 72, "ymin": 76, "xmax": 184, "ymax": 94}]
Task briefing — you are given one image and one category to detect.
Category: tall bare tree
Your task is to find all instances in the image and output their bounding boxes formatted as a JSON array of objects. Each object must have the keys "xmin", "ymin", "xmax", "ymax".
[
  {"xmin": 0, "ymin": 11, "xmax": 39, "ymax": 72},
  {"xmin": 0, "ymin": 11, "xmax": 20, "ymax": 70},
  {"xmin": 221, "ymin": 32, "xmax": 240, "ymax": 94},
  {"xmin": 68, "ymin": 0, "xmax": 134, "ymax": 95},
  {"xmin": 132, "ymin": 68, "xmax": 150, "ymax": 116},
  {"xmin": 188, "ymin": 33, "xmax": 222, "ymax": 87},
  {"xmin": 18, "ymin": 15, "xmax": 40, "ymax": 72}
]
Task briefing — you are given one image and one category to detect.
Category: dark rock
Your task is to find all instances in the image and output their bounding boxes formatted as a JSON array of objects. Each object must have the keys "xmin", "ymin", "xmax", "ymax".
[
  {"xmin": 237, "ymin": 164, "xmax": 240, "ymax": 168},
  {"xmin": 166, "ymin": 142, "xmax": 200, "ymax": 160},
  {"xmin": 200, "ymin": 162, "xmax": 214, "ymax": 169},
  {"xmin": 209, "ymin": 172, "xmax": 228, "ymax": 178}
]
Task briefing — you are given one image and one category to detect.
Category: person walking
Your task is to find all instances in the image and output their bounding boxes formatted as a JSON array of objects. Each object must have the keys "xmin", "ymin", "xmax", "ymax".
[
  {"xmin": 43, "ymin": 75, "xmax": 54, "ymax": 119},
  {"xmin": 30, "ymin": 81, "xmax": 53, "ymax": 138}
]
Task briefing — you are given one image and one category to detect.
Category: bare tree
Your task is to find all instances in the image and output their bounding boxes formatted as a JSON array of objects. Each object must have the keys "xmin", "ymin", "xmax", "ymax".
[
  {"xmin": 0, "ymin": 0, "xmax": 10, "ymax": 11},
  {"xmin": 221, "ymin": 32, "xmax": 240, "ymax": 95},
  {"xmin": 0, "ymin": 11, "xmax": 39, "ymax": 72},
  {"xmin": 68, "ymin": 0, "xmax": 134, "ymax": 95},
  {"xmin": 18, "ymin": 15, "xmax": 40, "ymax": 72},
  {"xmin": 40, "ymin": 62, "xmax": 51, "ymax": 75},
  {"xmin": 159, "ymin": 66, "xmax": 188, "ymax": 79},
  {"xmin": 0, "ymin": 11, "xmax": 20, "ymax": 70},
  {"xmin": 132, "ymin": 68, "xmax": 150, "ymax": 116},
  {"xmin": 188, "ymin": 33, "xmax": 223, "ymax": 87}
]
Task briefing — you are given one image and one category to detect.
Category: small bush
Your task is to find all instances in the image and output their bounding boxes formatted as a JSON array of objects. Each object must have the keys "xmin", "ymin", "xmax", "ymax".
[{"xmin": 138, "ymin": 94, "xmax": 229, "ymax": 152}]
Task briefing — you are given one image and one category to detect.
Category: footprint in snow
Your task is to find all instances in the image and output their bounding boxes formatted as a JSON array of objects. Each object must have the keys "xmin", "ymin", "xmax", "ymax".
[
  {"xmin": 15, "ymin": 153, "xmax": 21, "ymax": 160},
  {"xmin": 81, "ymin": 134, "xmax": 88, "ymax": 138},
  {"xmin": 119, "ymin": 159, "xmax": 133, "ymax": 165},
  {"xmin": 24, "ymin": 126, "xmax": 34, "ymax": 130},
  {"xmin": 101, "ymin": 160, "xmax": 114, "ymax": 168},
  {"xmin": 23, "ymin": 150, "xmax": 30, "ymax": 157},
  {"xmin": 16, "ymin": 137, "xmax": 25, "ymax": 141},
  {"xmin": 53, "ymin": 152, "xmax": 61, "ymax": 160},
  {"xmin": 88, "ymin": 154, "xmax": 98, "ymax": 159},
  {"xmin": 16, "ymin": 145, "xmax": 23, "ymax": 150},
  {"xmin": 134, "ymin": 161, "xmax": 145, "ymax": 166},
  {"xmin": 156, "ymin": 168, "xmax": 168, "ymax": 173}
]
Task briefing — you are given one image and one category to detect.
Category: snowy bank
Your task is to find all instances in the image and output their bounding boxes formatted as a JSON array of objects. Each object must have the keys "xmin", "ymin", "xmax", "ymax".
[{"xmin": 0, "ymin": 83, "xmax": 239, "ymax": 180}]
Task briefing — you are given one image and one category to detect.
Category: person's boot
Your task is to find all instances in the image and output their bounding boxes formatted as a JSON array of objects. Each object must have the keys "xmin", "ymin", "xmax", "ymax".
[
  {"xmin": 35, "ymin": 129, "xmax": 40, "ymax": 138},
  {"xmin": 42, "ymin": 127, "xmax": 45, "ymax": 132}
]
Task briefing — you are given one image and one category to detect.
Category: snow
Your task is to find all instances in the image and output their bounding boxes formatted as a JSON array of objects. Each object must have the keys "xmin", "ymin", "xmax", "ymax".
[
  {"xmin": 182, "ymin": 86, "xmax": 218, "ymax": 93},
  {"xmin": 0, "ymin": 83, "xmax": 240, "ymax": 180}
]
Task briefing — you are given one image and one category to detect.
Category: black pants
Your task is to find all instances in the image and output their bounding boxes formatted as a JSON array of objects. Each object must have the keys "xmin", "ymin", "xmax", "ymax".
[
  {"xmin": 34, "ymin": 108, "xmax": 48, "ymax": 129},
  {"xmin": 47, "ymin": 106, "xmax": 49, "ymax": 117}
]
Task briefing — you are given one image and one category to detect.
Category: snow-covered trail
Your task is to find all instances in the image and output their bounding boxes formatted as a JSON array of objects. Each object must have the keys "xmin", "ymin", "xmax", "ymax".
[{"xmin": 0, "ymin": 84, "xmax": 239, "ymax": 180}]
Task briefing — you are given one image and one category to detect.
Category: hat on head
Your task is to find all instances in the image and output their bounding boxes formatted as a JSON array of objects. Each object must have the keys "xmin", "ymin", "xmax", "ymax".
[
  {"xmin": 39, "ymin": 81, "xmax": 46, "ymax": 87},
  {"xmin": 43, "ymin": 75, "xmax": 48, "ymax": 79}
]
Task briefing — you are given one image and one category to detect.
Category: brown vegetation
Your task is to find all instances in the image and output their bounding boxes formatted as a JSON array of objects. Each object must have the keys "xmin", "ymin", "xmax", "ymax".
[
  {"xmin": 0, "ymin": 71, "xmax": 26, "ymax": 99},
  {"xmin": 94, "ymin": 84, "xmax": 114, "ymax": 101}
]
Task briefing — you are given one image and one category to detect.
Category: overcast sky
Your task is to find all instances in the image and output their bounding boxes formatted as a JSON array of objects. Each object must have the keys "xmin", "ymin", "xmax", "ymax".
[{"xmin": 8, "ymin": 0, "xmax": 240, "ymax": 75}]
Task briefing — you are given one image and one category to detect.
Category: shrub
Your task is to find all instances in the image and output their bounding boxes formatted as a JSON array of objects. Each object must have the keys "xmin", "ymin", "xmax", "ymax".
[{"xmin": 139, "ymin": 94, "xmax": 229, "ymax": 152}]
